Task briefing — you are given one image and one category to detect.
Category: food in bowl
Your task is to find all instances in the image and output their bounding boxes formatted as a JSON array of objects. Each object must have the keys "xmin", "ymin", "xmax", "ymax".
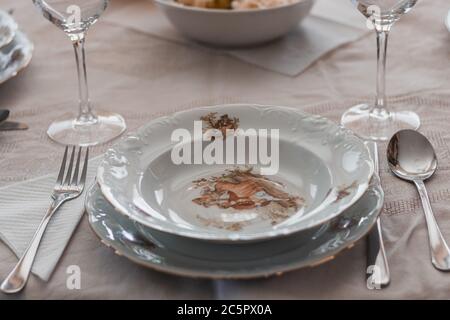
[
  {"xmin": 176, "ymin": 0, "xmax": 232, "ymax": 9},
  {"xmin": 176, "ymin": 0, "xmax": 299, "ymax": 10},
  {"xmin": 232, "ymin": 0, "xmax": 299, "ymax": 9}
]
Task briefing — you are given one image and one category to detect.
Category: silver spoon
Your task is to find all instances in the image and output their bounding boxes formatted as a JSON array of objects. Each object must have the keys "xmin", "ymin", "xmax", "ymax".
[{"xmin": 387, "ymin": 129, "xmax": 450, "ymax": 271}]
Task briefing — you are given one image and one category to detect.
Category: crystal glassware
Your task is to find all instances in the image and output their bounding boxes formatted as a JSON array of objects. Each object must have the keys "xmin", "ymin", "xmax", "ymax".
[
  {"xmin": 341, "ymin": 0, "xmax": 420, "ymax": 141},
  {"xmin": 33, "ymin": 0, "xmax": 126, "ymax": 146}
]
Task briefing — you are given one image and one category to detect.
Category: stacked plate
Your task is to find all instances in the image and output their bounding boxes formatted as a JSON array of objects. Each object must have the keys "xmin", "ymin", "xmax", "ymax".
[
  {"xmin": 87, "ymin": 104, "xmax": 384, "ymax": 278},
  {"xmin": 0, "ymin": 10, "xmax": 33, "ymax": 84}
]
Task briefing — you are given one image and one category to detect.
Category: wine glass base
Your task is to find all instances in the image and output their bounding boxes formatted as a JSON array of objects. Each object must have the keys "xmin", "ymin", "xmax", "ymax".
[
  {"xmin": 341, "ymin": 104, "xmax": 420, "ymax": 141},
  {"xmin": 47, "ymin": 110, "xmax": 126, "ymax": 146}
]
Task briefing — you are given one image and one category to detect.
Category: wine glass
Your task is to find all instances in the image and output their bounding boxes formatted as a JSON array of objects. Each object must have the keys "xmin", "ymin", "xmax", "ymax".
[
  {"xmin": 341, "ymin": 0, "xmax": 420, "ymax": 141},
  {"xmin": 33, "ymin": 0, "xmax": 126, "ymax": 146}
]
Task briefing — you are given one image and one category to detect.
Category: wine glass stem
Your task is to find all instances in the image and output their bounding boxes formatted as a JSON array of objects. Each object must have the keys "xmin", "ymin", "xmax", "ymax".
[
  {"xmin": 374, "ymin": 29, "xmax": 390, "ymax": 117},
  {"xmin": 73, "ymin": 37, "xmax": 96, "ymax": 124}
]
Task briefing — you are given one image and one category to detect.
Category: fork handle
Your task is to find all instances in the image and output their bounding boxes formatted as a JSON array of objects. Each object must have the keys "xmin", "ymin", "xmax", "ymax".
[
  {"xmin": 0, "ymin": 198, "xmax": 64, "ymax": 294},
  {"xmin": 414, "ymin": 180, "xmax": 450, "ymax": 271}
]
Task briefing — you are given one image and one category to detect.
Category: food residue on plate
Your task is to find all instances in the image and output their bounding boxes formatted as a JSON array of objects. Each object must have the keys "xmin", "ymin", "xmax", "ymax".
[
  {"xmin": 191, "ymin": 167, "xmax": 304, "ymax": 230},
  {"xmin": 175, "ymin": 0, "xmax": 299, "ymax": 10}
]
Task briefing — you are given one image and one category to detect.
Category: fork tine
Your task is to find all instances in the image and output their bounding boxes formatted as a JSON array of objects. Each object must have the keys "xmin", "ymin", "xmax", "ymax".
[
  {"xmin": 56, "ymin": 146, "xmax": 69, "ymax": 185},
  {"xmin": 79, "ymin": 147, "xmax": 89, "ymax": 188},
  {"xmin": 71, "ymin": 147, "xmax": 82, "ymax": 185},
  {"xmin": 63, "ymin": 146, "xmax": 76, "ymax": 185}
]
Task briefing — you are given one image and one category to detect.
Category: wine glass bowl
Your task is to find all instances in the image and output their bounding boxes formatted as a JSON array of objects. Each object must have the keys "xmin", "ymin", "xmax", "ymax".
[
  {"xmin": 352, "ymin": 0, "xmax": 417, "ymax": 21},
  {"xmin": 341, "ymin": 0, "xmax": 420, "ymax": 141},
  {"xmin": 32, "ymin": 0, "xmax": 126, "ymax": 146},
  {"xmin": 33, "ymin": 0, "xmax": 107, "ymax": 35}
]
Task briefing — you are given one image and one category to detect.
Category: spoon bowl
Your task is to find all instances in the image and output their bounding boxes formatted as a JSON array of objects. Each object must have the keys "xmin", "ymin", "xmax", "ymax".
[{"xmin": 387, "ymin": 129, "xmax": 437, "ymax": 181}]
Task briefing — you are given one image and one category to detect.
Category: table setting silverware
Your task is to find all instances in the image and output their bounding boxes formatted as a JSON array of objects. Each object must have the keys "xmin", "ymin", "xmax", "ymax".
[
  {"xmin": 387, "ymin": 129, "xmax": 450, "ymax": 271},
  {"xmin": 366, "ymin": 141, "xmax": 390, "ymax": 288},
  {"xmin": 0, "ymin": 108, "xmax": 8, "ymax": 123},
  {"xmin": 0, "ymin": 121, "xmax": 28, "ymax": 131},
  {"xmin": 336, "ymin": 0, "xmax": 429, "ymax": 288},
  {"xmin": 0, "ymin": 109, "xmax": 28, "ymax": 131},
  {"xmin": 1, "ymin": 146, "xmax": 89, "ymax": 294}
]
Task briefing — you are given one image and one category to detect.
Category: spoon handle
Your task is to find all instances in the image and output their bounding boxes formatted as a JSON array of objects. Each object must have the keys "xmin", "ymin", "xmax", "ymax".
[{"xmin": 414, "ymin": 180, "xmax": 450, "ymax": 271}]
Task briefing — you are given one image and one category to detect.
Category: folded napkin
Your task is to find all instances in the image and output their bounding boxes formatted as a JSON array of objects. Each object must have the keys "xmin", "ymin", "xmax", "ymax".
[
  {"xmin": 104, "ymin": 0, "xmax": 368, "ymax": 76},
  {"xmin": 0, "ymin": 157, "xmax": 101, "ymax": 281}
]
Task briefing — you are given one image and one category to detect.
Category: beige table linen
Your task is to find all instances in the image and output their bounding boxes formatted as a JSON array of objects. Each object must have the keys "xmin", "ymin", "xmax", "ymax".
[
  {"xmin": 0, "ymin": 0, "xmax": 449, "ymax": 299},
  {"xmin": 103, "ymin": 0, "xmax": 368, "ymax": 76}
]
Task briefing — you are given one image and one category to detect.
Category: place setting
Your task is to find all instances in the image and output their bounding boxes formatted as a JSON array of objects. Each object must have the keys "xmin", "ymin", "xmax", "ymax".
[
  {"xmin": 0, "ymin": 0, "xmax": 449, "ymax": 301},
  {"xmin": 0, "ymin": 8, "xmax": 33, "ymax": 132},
  {"xmin": 0, "ymin": 9, "xmax": 33, "ymax": 85}
]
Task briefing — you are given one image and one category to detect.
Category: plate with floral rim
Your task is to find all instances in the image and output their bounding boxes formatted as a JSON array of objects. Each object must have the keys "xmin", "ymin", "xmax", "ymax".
[
  {"xmin": 86, "ymin": 176, "xmax": 383, "ymax": 279},
  {"xmin": 0, "ymin": 31, "xmax": 33, "ymax": 85},
  {"xmin": 0, "ymin": 10, "xmax": 17, "ymax": 49},
  {"xmin": 97, "ymin": 104, "xmax": 374, "ymax": 242}
]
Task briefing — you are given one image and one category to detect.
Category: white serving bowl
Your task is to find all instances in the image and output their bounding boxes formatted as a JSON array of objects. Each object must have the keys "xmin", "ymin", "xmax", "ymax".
[{"xmin": 154, "ymin": 0, "xmax": 315, "ymax": 47}]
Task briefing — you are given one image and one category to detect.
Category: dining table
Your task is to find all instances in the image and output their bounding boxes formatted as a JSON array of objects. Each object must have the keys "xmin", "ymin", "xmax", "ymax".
[{"xmin": 0, "ymin": 0, "xmax": 449, "ymax": 299}]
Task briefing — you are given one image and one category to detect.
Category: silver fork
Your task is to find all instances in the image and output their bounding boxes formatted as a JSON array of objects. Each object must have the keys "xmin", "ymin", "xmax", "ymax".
[{"xmin": 1, "ymin": 146, "xmax": 89, "ymax": 294}]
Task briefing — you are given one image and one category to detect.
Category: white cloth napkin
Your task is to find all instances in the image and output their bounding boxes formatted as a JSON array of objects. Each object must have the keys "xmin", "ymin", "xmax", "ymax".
[
  {"xmin": 0, "ymin": 157, "xmax": 101, "ymax": 281},
  {"xmin": 104, "ymin": 0, "xmax": 368, "ymax": 76}
]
